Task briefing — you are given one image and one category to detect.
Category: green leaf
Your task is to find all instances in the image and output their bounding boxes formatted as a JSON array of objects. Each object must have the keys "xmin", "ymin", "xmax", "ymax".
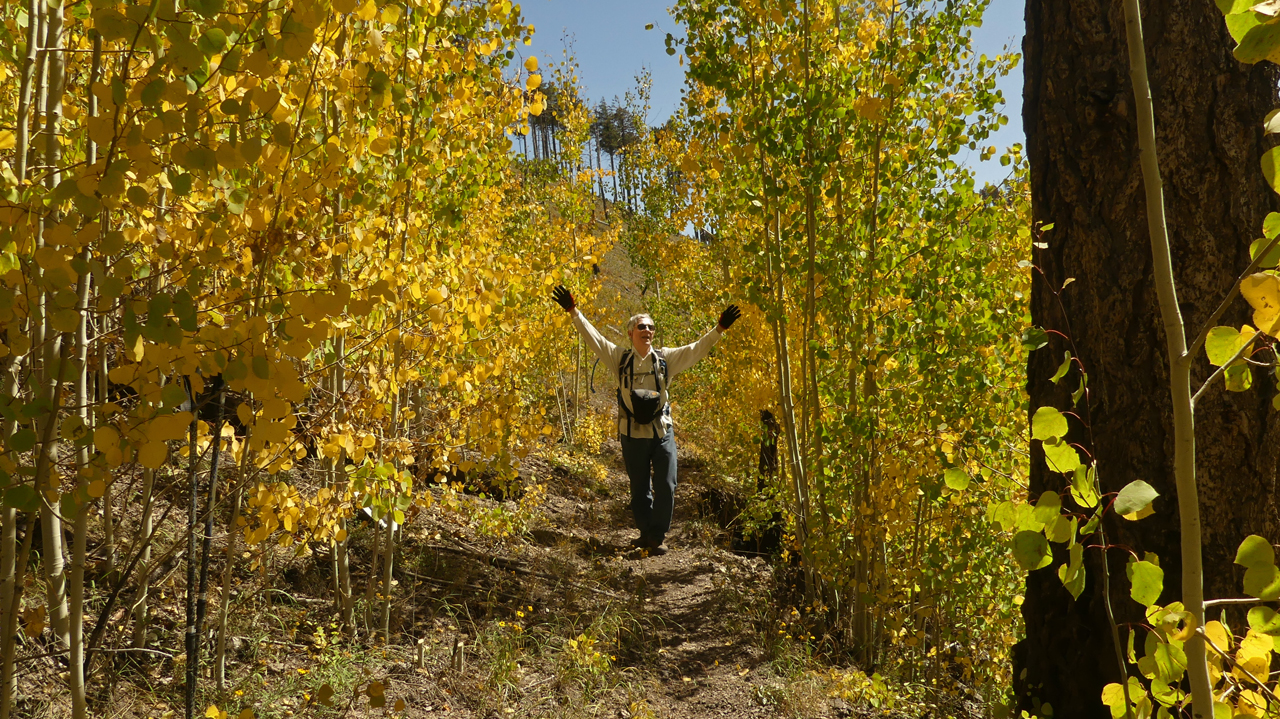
[
  {"xmin": 1247, "ymin": 606, "xmax": 1280, "ymax": 636},
  {"xmin": 1071, "ymin": 465, "xmax": 1099, "ymax": 509},
  {"xmin": 1114, "ymin": 480, "xmax": 1159, "ymax": 516},
  {"xmin": 1058, "ymin": 542, "xmax": 1085, "ymax": 599},
  {"xmin": 1012, "ymin": 530, "xmax": 1052, "ymax": 572},
  {"xmin": 1031, "ymin": 406, "xmax": 1068, "ymax": 441},
  {"xmin": 161, "ymin": 383, "xmax": 188, "ymax": 408},
  {"xmin": 1252, "ymin": 236, "xmax": 1280, "ymax": 269},
  {"xmin": 1049, "ymin": 351, "xmax": 1072, "ymax": 384},
  {"xmin": 1235, "ymin": 534, "xmax": 1275, "ymax": 569},
  {"xmin": 1128, "ymin": 559, "xmax": 1164, "ymax": 606},
  {"xmin": 141, "ymin": 78, "xmax": 166, "ymax": 107},
  {"xmin": 1021, "ymin": 326, "xmax": 1048, "ymax": 351},
  {"xmin": 252, "ymin": 355, "xmax": 270, "ymax": 379},
  {"xmin": 227, "ymin": 187, "xmax": 249, "ymax": 215},
  {"xmin": 989, "ymin": 501, "xmax": 1016, "ymax": 531},
  {"xmin": 1205, "ymin": 325, "xmax": 1254, "ymax": 366},
  {"xmin": 1235, "ymin": 18, "xmax": 1280, "ymax": 64},
  {"xmin": 1045, "ymin": 514, "xmax": 1075, "ymax": 544},
  {"xmin": 198, "ymin": 28, "xmax": 228, "ymax": 55},
  {"xmin": 1243, "ymin": 563, "xmax": 1280, "ymax": 600},
  {"xmin": 2, "ymin": 485, "xmax": 37, "ymax": 513},
  {"xmin": 1265, "ymin": 211, "xmax": 1280, "ymax": 239},
  {"xmin": 1042, "ymin": 438, "xmax": 1082, "ymax": 473},
  {"xmin": 8, "ymin": 428, "xmax": 36, "ymax": 453},
  {"xmin": 943, "ymin": 468, "xmax": 969, "ymax": 491},
  {"xmin": 1263, "ymin": 145, "xmax": 1280, "ymax": 192},
  {"xmin": 1219, "ymin": 0, "xmax": 1255, "ymax": 15},
  {"xmin": 1150, "ymin": 677, "xmax": 1184, "ymax": 708},
  {"xmin": 1225, "ymin": 362, "xmax": 1254, "ymax": 392},
  {"xmin": 172, "ymin": 173, "xmax": 193, "ymax": 196},
  {"xmin": 1032, "ymin": 490, "xmax": 1062, "ymax": 526},
  {"xmin": 1014, "ymin": 503, "xmax": 1045, "ymax": 532}
]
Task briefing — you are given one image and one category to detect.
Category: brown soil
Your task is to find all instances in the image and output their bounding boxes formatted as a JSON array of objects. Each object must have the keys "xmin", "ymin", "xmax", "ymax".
[{"xmin": 372, "ymin": 437, "xmax": 857, "ymax": 719}]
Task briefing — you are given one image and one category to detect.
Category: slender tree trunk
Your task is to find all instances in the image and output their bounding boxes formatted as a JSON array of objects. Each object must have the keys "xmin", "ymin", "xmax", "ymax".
[
  {"xmin": 0, "ymin": 350, "xmax": 22, "ymax": 719},
  {"xmin": 213, "ymin": 471, "xmax": 241, "ymax": 692},
  {"xmin": 192, "ymin": 385, "xmax": 224, "ymax": 706},
  {"xmin": 0, "ymin": 517, "xmax": 32, "ymax": 719},
  {"xmin": 215, "ymin": 423, "xmax": 252, "ymax": 691},
  {"xmin": 14, "ymin": 0, "xmax": 39, "ymax": 181},
  {"xmin": 184, "ymin": 399, "xmax": 200, "ymax": 719},
  {"xmin": 131, "ymin": 467, "xmax": 155, "ymax": 648},
  {"xmin": 364, "ymin": 515, "xmax": 382, "ymax": 633},
  {"xmin": 332, "ymin": 333, "xmax": 353, "ymax": 632},
  {"xmin": 1015, "ymin": 0, "xmax": 1280, "ymax": 714}
]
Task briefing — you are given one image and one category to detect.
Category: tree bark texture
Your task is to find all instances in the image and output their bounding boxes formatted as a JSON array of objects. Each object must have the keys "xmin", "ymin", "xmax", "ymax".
[{"xmin": 1017, "ymin": 0, "xmax": 1280, "ymax": 716}]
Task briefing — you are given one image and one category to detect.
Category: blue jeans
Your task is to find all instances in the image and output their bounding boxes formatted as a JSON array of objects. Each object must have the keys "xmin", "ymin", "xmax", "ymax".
[{"xmin": 619, "ymin": 430, "xmax": 678, "ymax": 545}]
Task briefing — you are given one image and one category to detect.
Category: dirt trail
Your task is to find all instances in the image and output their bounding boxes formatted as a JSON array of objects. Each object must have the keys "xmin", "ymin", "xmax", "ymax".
[
  {"xmin": 352, "ymin": 429, "xmax": 863, "ymax": 719},
  {"xmin": 551, "ymin": 440, "xmax": 776, "ymax": 718}
]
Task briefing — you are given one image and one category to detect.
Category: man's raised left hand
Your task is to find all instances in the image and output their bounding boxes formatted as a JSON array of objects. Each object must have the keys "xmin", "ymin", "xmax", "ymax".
[{"xmin": 718, "ymin": 304, "xmax": 741, "ymax": 331}]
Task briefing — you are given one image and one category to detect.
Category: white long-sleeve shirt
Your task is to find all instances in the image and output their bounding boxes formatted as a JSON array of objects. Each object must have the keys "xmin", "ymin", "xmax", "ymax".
[{"xmin": 571, "ymin": 310, "xmax": 722, "ymax": 438}]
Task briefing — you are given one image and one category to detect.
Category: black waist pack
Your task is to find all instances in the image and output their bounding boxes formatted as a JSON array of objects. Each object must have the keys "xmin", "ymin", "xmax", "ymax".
[{"xmin": 627, "ymin": 388, "xmax": 662, "ymax": 424}]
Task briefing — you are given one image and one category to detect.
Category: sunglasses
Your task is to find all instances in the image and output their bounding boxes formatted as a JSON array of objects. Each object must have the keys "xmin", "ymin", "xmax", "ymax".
[{"xmin": 635, "ymin": 323, "xmax": 655, "ymax": 331}]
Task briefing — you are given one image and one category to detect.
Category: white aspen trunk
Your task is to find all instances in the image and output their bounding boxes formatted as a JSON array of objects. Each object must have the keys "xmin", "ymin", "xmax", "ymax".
[
  {"xmin": 0, "ymin": 517, "xmax": 32, "ymax": 719},
  {"xmin": 35, "ymin": 0, "xmax": 70, "ymax": 652},
  {"xmin": 14, "ymin": 0, "xmax": 39, "ymax": 181},
  {"xmin": 67, "ymin": 245, "xmax": 92, "ymax": 719},
  {"xmin": 364, "ymin": 518, "xmax": 382, "ymax": 634},
  {"xmin": 333, "ymin": 332, "xmax": 352, "ymax": 633},
  {"xmin": 1120, "ymin": 1, "xmax": 1212, "ymax": 715},
  {"xmin": 130, "ymin": 468, "xmax": 155, "ymax": 648},
  {"xmin": 215, "ymin": 425, "xmax": 250, "ymax": 692}
]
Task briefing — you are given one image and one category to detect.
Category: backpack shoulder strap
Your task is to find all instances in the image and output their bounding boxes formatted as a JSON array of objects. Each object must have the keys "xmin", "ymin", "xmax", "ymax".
[
  {"xmin": 650, "ymin": 348, "xmax": 668, "ymax": 394},
  {"xmin": 618, "ymin": 350, "xmax": 634, "ymax": 387}
]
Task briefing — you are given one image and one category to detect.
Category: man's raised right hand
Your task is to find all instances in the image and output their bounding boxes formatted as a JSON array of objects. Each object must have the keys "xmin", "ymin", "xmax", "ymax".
[{"xmin": 552, "ymin": 285, "xmax": 576, "ymax": 312}]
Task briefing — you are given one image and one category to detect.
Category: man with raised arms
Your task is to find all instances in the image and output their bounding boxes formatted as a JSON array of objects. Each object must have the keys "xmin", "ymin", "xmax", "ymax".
[{"xmin": 551, "ymin": 285, "xmax": 741, "ymax": 555}]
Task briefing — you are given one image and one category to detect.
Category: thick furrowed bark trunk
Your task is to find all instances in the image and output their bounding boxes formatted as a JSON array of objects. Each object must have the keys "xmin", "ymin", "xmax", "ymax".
[{"xmin": 1017, "ymin": 0, "xmax": 1280, "ymax": 714}]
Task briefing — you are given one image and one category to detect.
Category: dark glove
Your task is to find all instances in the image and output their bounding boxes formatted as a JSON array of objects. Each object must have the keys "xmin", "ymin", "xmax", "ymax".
[
  {"xmin": 552, "ymin": 285, "xmax": 576, "ymax": 312},
  {"xmin": 718, "ymin": 304, "xmax": 741, "ymax": 330}
]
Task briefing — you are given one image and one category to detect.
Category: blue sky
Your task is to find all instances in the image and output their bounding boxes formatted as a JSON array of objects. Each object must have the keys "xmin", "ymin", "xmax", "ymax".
[{"xmin": 518, "ymin": 0, "xmax": 1025, "ymax": 188}]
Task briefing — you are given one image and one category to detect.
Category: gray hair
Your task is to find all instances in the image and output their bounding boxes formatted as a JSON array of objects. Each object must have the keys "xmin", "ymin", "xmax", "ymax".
[{"xmin": 627, "ymin": 313, "xmax": 654, "ymax": 333}]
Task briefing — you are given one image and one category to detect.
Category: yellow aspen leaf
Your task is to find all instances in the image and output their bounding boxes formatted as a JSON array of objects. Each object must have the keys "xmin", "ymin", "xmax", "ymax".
[
  {"xmin": 1241, "ymin": 273, "xmax": 1280, "ymax": 337},
  {"xmin": 138, "ymin": 441, "xmax": 168, "ymax": 469},
  {"xmin": 93, "ymin": 425, "xmax": 119, "ymax": 449},
  {"xmin": 148, "ymin": 412, "xmax": 194, "ymax": 441},
  {"xmin": 1205, "ymin": 620, "xmax": 1232, "ymax": 651},
  {"xmin": 263, "ymin": 398, "xmax": 290, "ymax": 419},
  {"xmin": 426, "ymin": 288, "xmax": 445, "ymax": 304},
  {"xmin": 87, "ymin": 480, "xmax": 106, "ymax": 499},
  {"xmin": 356, "ymin": 0, "xmax": 377, "ymax": 20},
  {"xmin": 526, "ymin": 74, "xmax": 542, "ymax": 91},
  {"xmin": 238, "ymin": 710, "xmax": 254, "ymax": 719},
  {"xmin": 0, "ymin": 131, "xmax": 14, "ymax": 150},
  {"xmin": 381, "ymin": 4, "xmax": 402, "ymax": 23},
  {"xmin": 523, "ymin": 56, "xmax": 538, "ymax": 72}
]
